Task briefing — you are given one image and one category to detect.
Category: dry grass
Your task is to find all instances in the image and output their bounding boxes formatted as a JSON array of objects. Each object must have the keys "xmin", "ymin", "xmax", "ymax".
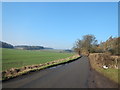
[{"xmin": 89, "ymin": 53, "xmax": 119, "ymax": 84}]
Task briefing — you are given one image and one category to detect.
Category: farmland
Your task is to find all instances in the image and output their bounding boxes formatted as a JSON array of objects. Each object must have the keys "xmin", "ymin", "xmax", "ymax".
[{"xmin": 2, "ymin": 48, "xmax": 75, "ymax": 71}]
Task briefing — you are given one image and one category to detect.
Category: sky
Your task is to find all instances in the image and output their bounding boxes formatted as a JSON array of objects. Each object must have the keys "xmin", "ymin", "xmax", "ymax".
[{"xmin": 2, "ymin": 2, "xmax": 118, "ymax": 49}]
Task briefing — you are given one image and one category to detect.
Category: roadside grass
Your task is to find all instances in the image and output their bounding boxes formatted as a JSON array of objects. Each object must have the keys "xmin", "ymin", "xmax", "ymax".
[
  {"xmin": 2, "ymin": 48, "xmax": 80, "ymax": 81},
  {"xmin": 96, "ymin": 68, "xmax": 119, "ymax": 84},
  {"xmin": 89, "ymin": 53, "xmax": 119, "ymax": 85},
  {"xmin": 2, "ymin": 55, "xmax": 80, "ymax": 81},
  {"xmin": 2, "ymin": 48, "xmax": 75, "ymax": 71}
]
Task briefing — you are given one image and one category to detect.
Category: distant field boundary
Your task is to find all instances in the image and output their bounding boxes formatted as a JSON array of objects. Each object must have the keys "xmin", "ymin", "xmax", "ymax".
[{"xmin": 2, "ymin": 55, "xmax": 81, "ymax": 81}]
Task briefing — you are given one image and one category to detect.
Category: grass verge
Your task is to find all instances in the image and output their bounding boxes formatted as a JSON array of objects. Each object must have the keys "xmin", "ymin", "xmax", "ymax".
[
  {"xmin": 95, "ymin": 68, "xmax": 119, "ymax": 84},
  {"xmin": 2, "ymin": 55, "xmax": 80, "ymax": 81},
  {"xmin": 89, "ymin": 53, "xmax": 119, "ymax": 85}
]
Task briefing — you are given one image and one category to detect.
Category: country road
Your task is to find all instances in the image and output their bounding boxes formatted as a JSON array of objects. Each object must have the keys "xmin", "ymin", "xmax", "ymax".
[{"xmin": 2, "ymin": 56, "xmax": 90, "ymax": 88}]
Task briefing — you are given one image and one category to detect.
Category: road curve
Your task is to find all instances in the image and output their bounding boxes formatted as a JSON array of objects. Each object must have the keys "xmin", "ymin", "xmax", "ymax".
[{"xmin": 2, "ymin": 56, "xmax": 90, "ymax": 88}]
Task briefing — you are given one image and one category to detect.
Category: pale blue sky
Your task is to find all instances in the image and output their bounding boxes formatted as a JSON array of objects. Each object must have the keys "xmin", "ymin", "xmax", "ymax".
[{"xmin": 2, "ymin": 2, "xmax": 118, "ymax": 49}]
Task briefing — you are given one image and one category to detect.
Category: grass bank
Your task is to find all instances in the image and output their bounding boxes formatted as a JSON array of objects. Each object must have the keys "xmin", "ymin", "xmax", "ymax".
[
  {"xmin": 2, "ymin": 48, "xmax": 80, "ymax": 81},
  {"xmin": 89, "ymin": 53, "xmax": 119, "ymax": 84},
  {"xmin": 96, "ymin": 68, "xmax": 119, "ymax": 84}
]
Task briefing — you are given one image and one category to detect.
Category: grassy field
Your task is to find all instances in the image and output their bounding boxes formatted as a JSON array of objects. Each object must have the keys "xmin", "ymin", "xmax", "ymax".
[{"xmin": 2, "ymin": 48, "xmax": 75, "ymax": 71}]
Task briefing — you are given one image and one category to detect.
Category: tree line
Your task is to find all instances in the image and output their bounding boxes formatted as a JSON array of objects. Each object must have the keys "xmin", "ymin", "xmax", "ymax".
[
  {"xmin": 0, "ymin": 41, "xmax": 53, "ymax": 50},
  {"xmin": 0, "ymin": 41, "xmax": 14, "ymax": 49},
  {"xmin": 73, "ymin": 35, "xmax": 120, "ymax": 55},
  {"xmin": 14, "ymin": 45, "xmax": 44, "ymax": 50}
]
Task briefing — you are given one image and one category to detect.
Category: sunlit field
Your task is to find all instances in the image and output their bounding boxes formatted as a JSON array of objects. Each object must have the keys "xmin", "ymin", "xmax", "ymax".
[{"xmin": 2, "ymin": 48, "xmax": 75, "ymax": 71}]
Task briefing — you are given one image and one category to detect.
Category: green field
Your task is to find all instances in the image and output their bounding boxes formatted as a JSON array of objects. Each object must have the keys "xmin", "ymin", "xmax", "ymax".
[{"xmin": 2, "ymin": 48, "xmax": 75, "ymax": 71}]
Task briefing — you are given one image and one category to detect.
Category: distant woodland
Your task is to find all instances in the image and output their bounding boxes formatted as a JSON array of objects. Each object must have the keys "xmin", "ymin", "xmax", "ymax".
[
  {"xmin": 0, "ymin": 41, "xmax": 53, "ymax": 50},
  {"xmin": 0, "ymin": 41, "xmax": 14, "ymax": 49}
]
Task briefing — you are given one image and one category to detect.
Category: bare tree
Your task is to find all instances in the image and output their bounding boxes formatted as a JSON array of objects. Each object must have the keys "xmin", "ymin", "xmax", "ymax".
[{"xmin": 73, "ymin": 34, "xmax": 97, "ymax": 54}]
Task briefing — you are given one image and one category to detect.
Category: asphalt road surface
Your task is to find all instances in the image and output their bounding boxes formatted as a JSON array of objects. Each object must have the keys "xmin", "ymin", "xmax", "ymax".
[{"xmin": 2, "ymin": 56, "xmax": 90, "ymax": 88}]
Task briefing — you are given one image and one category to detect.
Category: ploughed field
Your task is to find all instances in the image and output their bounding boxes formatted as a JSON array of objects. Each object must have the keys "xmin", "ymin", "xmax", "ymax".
[{"xmin": 2, "ymin": 48, "xmax": 75, "ymax": 71}]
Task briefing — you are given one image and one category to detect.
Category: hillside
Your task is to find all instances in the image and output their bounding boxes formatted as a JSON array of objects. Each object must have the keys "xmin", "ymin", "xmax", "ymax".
[
  {"xmin": 0, "ymin": 41, "xmax": 53, "ymax": 50},
  {"xmin": 0, "ymin": 41, "xmax": 14, "ymax": 49}
]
